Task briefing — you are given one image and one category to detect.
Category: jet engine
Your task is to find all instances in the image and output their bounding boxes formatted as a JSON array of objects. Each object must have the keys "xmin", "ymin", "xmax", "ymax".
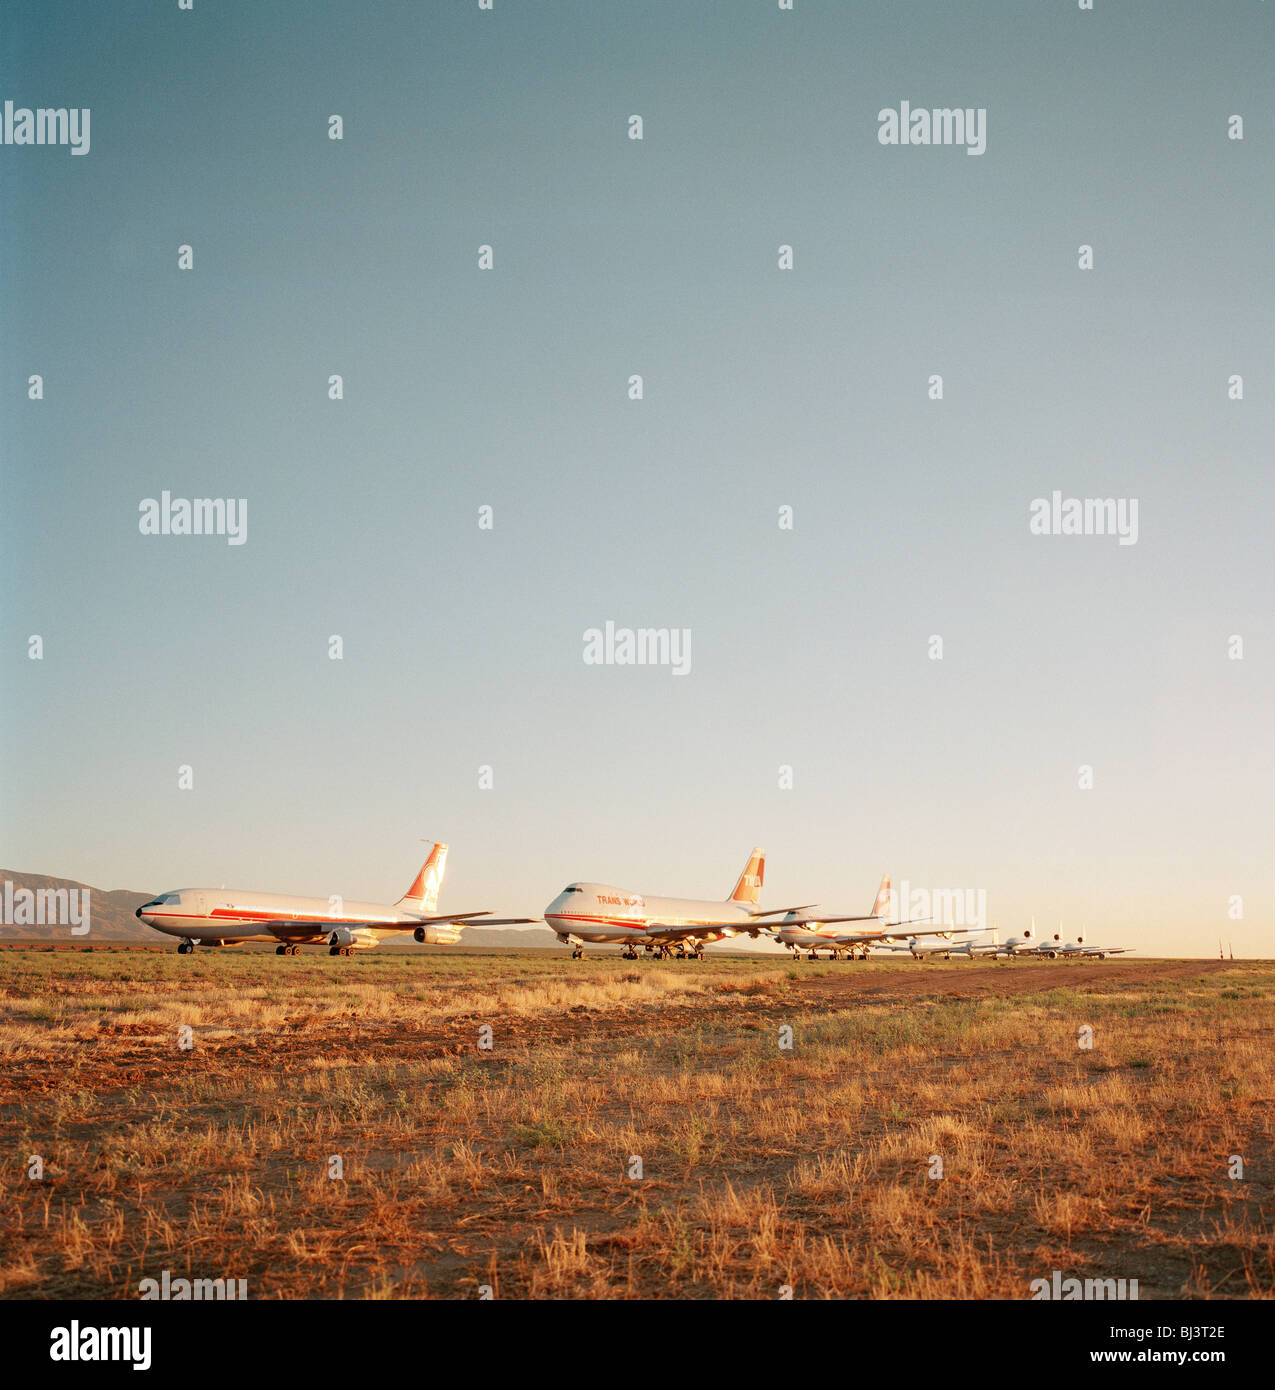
[
  {"xmin": 414, "ymin": 922, "xmax": 462, "ymax": 945},
  {"xmin": 328, "ymin": 925, "xmax": 382, "ymax": 952}
]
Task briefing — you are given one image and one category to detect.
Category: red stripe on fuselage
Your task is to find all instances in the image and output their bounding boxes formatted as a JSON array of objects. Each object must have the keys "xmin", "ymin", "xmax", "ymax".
[
  {"xmin": 140, "ymin": 910, "xmax": 400, "ymax": 926},
  {"xmin": 546, "ymin": 913, "xmax": 734, "ymax": 934}
]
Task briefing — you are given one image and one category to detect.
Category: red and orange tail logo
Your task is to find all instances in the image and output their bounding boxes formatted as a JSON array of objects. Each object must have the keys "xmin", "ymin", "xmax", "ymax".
[
  {"xmin": 399, "ymin": 842, "xmax": 448, "ymax": 912},
  {"xmin": 730, "ymin": 847, "xmax": 766, "ymax": 905},
  {"xmin": 872, "ymin": 874, "xmax": 892, "ymax": 919}
]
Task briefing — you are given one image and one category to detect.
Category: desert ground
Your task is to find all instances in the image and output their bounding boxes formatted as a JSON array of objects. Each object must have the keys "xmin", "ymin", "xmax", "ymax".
[{"xmin": 1, "ymin": 949, "xmax": 1271, "ymax": 1299}]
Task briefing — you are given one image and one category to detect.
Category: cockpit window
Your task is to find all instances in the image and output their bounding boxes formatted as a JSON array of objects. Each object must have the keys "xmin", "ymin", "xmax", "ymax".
[{"xmin": 564, "ymin": 886, "xmax": 583, "ymax": 893}]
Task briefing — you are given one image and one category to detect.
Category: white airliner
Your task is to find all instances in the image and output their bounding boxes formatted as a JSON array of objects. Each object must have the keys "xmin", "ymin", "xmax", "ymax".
[
  {"xmin": 135, "ymin": 842, "xmax": 532, "ymax": 956},
  {"xmin": 991, "ymin": 921, "xmax": 1040, "ymax": 958},
  {"xmin": 880, "ymin": 921, "xmax": 1036, "ymax": 959},
  {"xmin": 1037, "ymin": 926, "xmax": 1132, "ymax": 960},
  {"xmin": 882, "ymin": 924, "xmax": 1005, "ymax": 961},
  {"xmin": 544, "ymin": 848, "xmax": 785, "ymax": 959},
  {"xmin": 763, "ymin": 874, "xmax": 961, "ymax": 959}
]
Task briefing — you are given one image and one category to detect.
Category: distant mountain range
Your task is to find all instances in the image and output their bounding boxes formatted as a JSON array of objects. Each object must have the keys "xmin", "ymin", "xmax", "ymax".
[{"xmin": 0, "ymin": 871, "xmax": 154, "ymax": 941}]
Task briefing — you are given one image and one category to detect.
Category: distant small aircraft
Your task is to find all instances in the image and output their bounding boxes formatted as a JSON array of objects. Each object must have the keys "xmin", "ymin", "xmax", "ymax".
[
  {"xmin": 886, "ymin": 920, "xmax": 1038, "ymax": 958},
  {"xmin": 1036, "ymin": 923, "xmax": 1133, "ymax": 960},
  {"xmin": 135, "ymin": 842, "xmax": 533, "ymax": 955},
  {"xmin": 873, "ymin": 918, "xmax": 1135, "ymax": 962},
  {"xmin": 993, "ymin": 920, "xmax": 1044, "ymax": 958},
  {"xmin": 878, "ymin": 924, "xmax": 1004, "ymax": 961}
]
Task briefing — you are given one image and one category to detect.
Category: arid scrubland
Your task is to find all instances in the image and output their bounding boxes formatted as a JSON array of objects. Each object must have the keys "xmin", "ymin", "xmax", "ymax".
[{"xmin": 1, "ymin": 951, "xmax": 1270, "ymax": 1299}]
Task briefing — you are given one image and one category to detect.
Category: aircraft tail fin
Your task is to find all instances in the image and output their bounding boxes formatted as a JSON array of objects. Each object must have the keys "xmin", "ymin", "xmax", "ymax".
[
  {"xmin": 871, "ymin": 873, "xmax": 892, "ymax": 920},
  {"xmin": 728, "ymin": 847, "xmax": 765, "ymax": 905},
  {"xmin": 397, "ymin": 841, "xmax": 448, "ymax": 913}
]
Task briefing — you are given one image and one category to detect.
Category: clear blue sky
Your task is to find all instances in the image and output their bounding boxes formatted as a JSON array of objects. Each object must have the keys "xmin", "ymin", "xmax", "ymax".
[{"xmin": 3, "ymin": 1, "xmax": 1271, "ymax": 956}]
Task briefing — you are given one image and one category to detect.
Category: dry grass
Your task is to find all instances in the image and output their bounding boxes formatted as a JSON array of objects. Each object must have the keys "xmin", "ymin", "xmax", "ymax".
[{"xmin": 0, "ymin": 951, "xmax": 1271, "ymax": 1299}]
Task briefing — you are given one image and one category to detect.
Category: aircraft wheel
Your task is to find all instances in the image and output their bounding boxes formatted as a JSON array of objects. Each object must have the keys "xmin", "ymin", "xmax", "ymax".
[
  {"xmin": 275, "ymin": 945, "xmax": 286, "ymax": 955},
  {"xmin": 329, "ymin": 945, "xmax": 340, "ymax": 956},
  {"xmin": 178, "ymin": 941, "xmax": 193, "ymax": 955}
]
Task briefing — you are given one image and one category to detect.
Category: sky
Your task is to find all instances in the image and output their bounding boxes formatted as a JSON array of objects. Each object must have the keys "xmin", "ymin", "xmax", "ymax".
[{"xmin": 2, "ymin": 1, "xmax": 1271, "ymax": 957}]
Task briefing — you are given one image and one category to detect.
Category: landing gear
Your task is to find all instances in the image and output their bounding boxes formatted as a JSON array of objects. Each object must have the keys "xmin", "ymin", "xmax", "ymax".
[
  {"xmin": 806, "ymin": 951, "xmax": 819, "ymax": 961},
  {"xmin": 571, "ymin": 947, "xmax": 584, "ymax": 960},
  {"xmin": 620, "ymin": 948, "xmax": 639, "ymax": 961},
  {"xmin": 329, "ymin": 945, "xmax": 353, "ymax": 957},
  {"xmin": 177, "ymin": 940, "xmax": 194, "ymax": 955},
  {"xmin": 276, "ymin": 944, "xmax": 300, "ymax": 956}
]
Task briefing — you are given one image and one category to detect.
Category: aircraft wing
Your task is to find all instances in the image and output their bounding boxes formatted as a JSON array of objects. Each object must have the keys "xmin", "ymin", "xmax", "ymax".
[
  {"xmin": 641, "ymin": 921, "xmax": 744, "ymax": 941},
  {"xmin": 368, "ymin": 912, "xmax": 538, "ymax": 933},
  {"xmin": 826, "ymin": 923, "xmax": 970, "ymax": 946},
  {"xmin": 767, "ymin": 912, "xmax": 936, "ymax": 929},
  {"xmin": 260, "ymin": 910, "xmax": 533, "ymax": 941},
  {"xmin": 262, "ymin": 918, "xmax": 380, "ymax": 941}
]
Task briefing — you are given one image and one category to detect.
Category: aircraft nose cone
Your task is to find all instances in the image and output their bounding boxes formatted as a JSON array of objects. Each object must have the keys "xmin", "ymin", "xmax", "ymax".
[{"xmin": 135, "ymin": 907, "xmax": 143, "ymax": 918}]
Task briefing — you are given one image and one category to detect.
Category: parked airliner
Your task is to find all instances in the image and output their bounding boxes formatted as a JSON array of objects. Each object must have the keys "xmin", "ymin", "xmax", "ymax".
[
  {"xmin": 763, "ymin": 874, "xmax": 962, "ymax": 959},
  {"xmin": 135, "ymin": 842, "xmax": 532, "ymax": 955},
  {"xmin": 1038, "ymin": 926, "xmax": 1132, "ymax": 960},
  {"xmin": 993, "ymin": 921, "xmax": 1040, "ymax": 958},
  {"xmin": 879, "ymin": 924, "xmax": 1005, "ymax": 961},
  {"xmin": 543, "ymin": 848, "xmax": 788, "ymax": 958}
]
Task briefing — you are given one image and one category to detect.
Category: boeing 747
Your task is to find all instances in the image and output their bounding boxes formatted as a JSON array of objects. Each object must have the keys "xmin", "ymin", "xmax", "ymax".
[{"xmin": 136, "ymin": 842, "xmax": 532, "ymax": 956}]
